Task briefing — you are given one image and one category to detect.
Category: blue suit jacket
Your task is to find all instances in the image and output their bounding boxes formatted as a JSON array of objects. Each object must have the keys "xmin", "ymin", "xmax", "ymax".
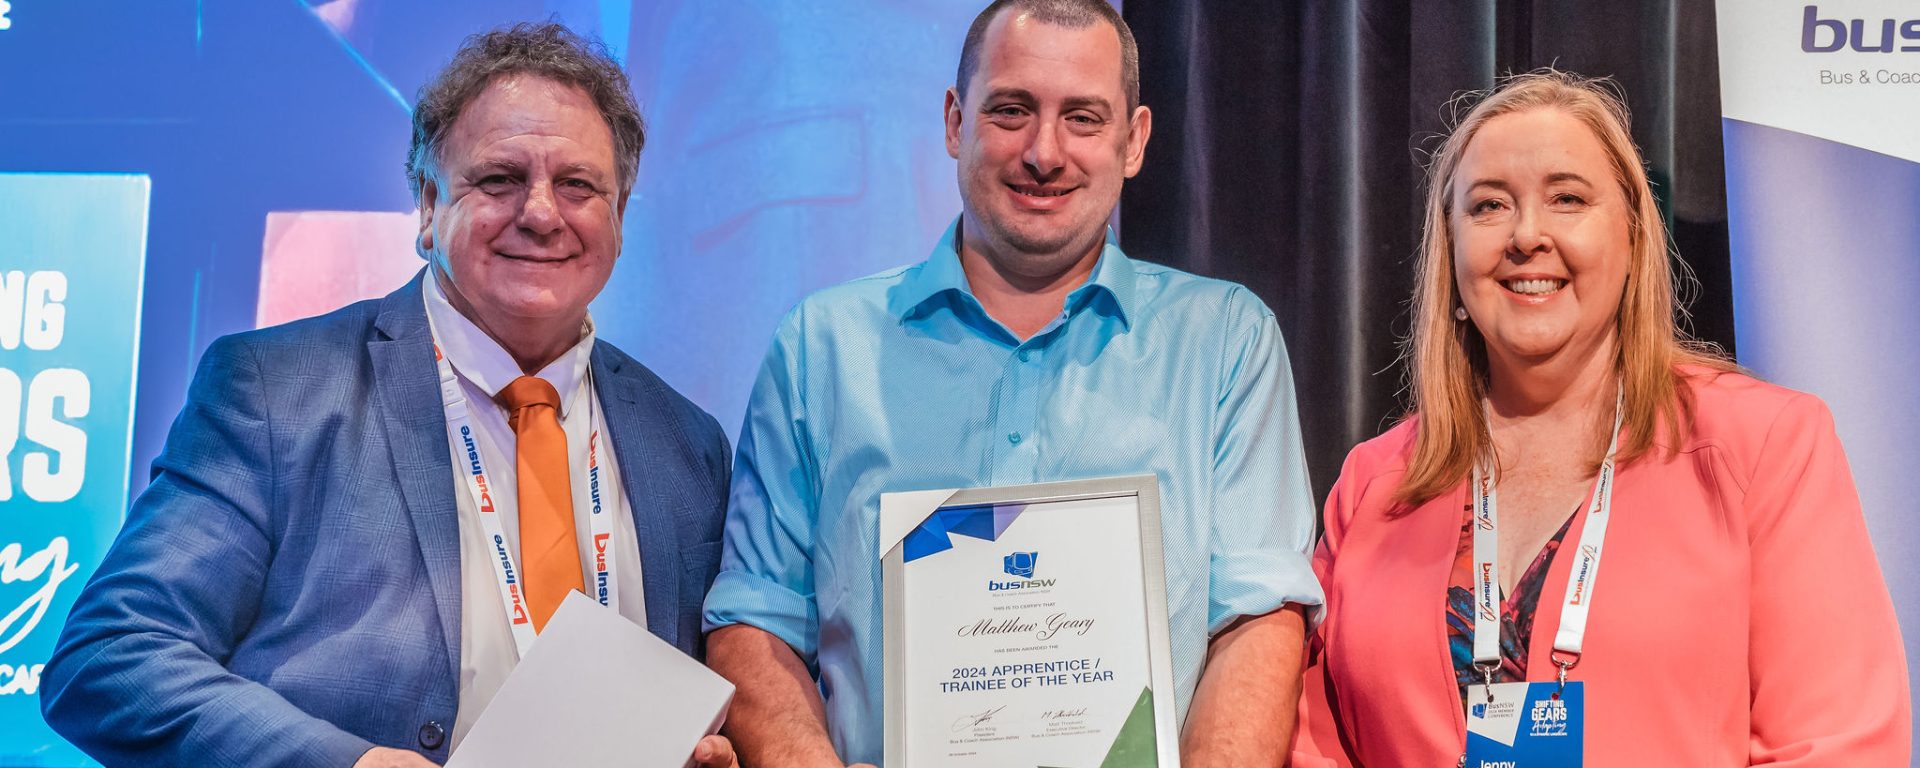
[{"xmin": 41, "ymin": 274, "xmax": 730, "ymax": 767}]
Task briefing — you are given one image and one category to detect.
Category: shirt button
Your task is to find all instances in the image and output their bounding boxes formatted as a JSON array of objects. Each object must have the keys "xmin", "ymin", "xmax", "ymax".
[
  {"xmin": 1007, "ymin": 432, "xmax": 1022, "ymax": 445},
  {"xmin": 1018, "ymin": 349, "xmax": 1032, "ymax": 362},
  {"xmin": 418, "ymin": 721, "xmax": 446, "ymax": 750}
]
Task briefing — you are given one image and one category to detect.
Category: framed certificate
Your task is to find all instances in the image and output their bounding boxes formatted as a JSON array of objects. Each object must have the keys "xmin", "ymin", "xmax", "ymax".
[{"xmin": 880, "ymin": 475, "xmax": 1180, "ymax": 767}]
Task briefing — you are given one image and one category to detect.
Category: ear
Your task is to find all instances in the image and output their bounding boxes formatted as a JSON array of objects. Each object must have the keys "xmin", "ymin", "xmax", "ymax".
[
  {"xmin": 611, "ymin": 188, "xmax": 630, "ymax": 259},
  {"xmin": 1122, "ymin": 104, "xmax": 1152, "ymax": 178},
  {"xmin": 944, "ymin": 87, "xmax": 964, "ymax": 160},
  {"xmin": 416, "ymin": 175, "xmax": 439, "ymax": 255}
]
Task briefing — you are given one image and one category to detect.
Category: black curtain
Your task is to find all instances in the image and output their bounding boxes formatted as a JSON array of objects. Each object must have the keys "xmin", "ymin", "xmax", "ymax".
[{"xmin": 1121, "ymin": 0, "xmax": 1737, "ymax": 506}]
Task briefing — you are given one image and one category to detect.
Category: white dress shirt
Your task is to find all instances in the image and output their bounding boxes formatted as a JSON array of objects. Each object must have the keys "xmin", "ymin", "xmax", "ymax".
[{"xmin": 422, "ymin": 275, "xmax": 648, "ymax": 749}]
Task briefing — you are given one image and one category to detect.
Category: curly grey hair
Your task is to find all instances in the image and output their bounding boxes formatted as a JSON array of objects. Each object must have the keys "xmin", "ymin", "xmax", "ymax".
[{"xmin": 406, "ymin": 22, "xmax": 644, "ymax": 203}]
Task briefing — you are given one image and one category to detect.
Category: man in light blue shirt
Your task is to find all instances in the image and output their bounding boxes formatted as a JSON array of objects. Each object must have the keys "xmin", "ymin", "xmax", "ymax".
[{"xmin": 703, "ymin": 2, "xmax": 1322, "ymax": 766}]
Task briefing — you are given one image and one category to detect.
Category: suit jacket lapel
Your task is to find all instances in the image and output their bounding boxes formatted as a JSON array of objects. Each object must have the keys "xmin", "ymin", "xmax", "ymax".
[
  {"xmin": 591, "ymin": 343, "xmax": 684, "ymax": 648},
  {"xmin": 368, "ymin": 271, "xmax": 464, "ymax": 683}
]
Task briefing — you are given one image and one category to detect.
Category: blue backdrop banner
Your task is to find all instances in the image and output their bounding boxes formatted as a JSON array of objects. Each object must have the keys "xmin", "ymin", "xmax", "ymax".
[
  {"xmin": 1716, "ymin": 3, "xmax": 1920, "ymax": 756},
  {"xmin": 0, "ymin": 173, "xmax": 150, "ymax": 767},
  {"xmin": 0, "ymin": 2, "xmax": 1078, "ymax": 762}
]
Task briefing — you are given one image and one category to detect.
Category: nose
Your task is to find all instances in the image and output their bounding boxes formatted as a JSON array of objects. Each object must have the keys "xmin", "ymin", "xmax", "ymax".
[
  {"xmin": 1507, "ymin": 205, "xmax": 1551, "ymax": 260},
  {"xmin": 515, "ymin": 181, "xmax": 563, "ymax": 236},
  {"xmin": 1022, "ymin": 119, "xmax": 1065, "ymax": 179}
]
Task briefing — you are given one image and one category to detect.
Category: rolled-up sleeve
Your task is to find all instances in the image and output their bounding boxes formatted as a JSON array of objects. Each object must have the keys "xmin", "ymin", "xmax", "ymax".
[
  {"xmin": 1205, "ymin": 289, "xmax": 1324, "ymax": 635},
  {"xmin": 702, "ymin": 310, "xmax": 823, "ymax": 663}
]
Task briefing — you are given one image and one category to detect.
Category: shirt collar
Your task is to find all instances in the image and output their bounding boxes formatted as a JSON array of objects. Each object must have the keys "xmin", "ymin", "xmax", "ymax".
[
  {"xmin": 423, "ymin": 270, "xmax": 595, "ymax": 417},
  {"xmin": 893, "ymin": 217, "xmax": 1137, "ymax": 330}
]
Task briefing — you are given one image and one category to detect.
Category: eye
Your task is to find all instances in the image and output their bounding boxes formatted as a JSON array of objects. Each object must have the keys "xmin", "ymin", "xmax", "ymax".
[
  {"xmin": 1470, "ymin": 198, "xmax": 1507, "ymax": 215},
  {"xmin": 556, "ymin": 178, "xmax": 602, "ymax": 200},
  {"xmin": 1550, "ymin": 192, "xmax": 1587, "ymax": 207},
  {"xmin": 477, "ymin": 175, "xmax": 515, "ymax": 194},
  {"xmin": 988, "ymin": 104, "xmax": 1031, "ymax": 120}
]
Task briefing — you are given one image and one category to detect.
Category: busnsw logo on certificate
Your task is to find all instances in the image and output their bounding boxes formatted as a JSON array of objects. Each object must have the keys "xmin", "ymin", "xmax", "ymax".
[
  {"xmin": 1002, "ymin": 551, "xmax": 1039, "ymax": 579},
  {"xmin": 879, "ymin": 476, "xmax": 1180, "ymax": 767}
]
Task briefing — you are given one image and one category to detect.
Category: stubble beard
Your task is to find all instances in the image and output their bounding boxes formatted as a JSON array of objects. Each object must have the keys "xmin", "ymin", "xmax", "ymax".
[{"xmin": 968, "ymin": 200, "xmax": 1110, "ymax": 280}]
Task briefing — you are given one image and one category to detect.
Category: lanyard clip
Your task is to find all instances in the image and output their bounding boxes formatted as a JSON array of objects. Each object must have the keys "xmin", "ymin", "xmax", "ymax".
[
  {"xmin": 1550, "ymin": 650, "xmax": 1580, "ymax": 693},
  {"xmin": 1474, "ymin": 661, "xmax": 1499, "ymax": 702}
]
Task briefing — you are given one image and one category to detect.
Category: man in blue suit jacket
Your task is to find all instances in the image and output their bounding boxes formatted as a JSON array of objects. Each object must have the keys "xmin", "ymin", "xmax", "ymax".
[{"xmin": 41, "ymin": 24, "xmax": 737, "ymax": 768}]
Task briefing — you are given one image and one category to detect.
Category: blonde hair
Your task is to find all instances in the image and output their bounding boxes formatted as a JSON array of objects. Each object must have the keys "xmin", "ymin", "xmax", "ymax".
[{"xmin": 1398, "ymin": 69, "xmax": 1734, "ymax": 503}]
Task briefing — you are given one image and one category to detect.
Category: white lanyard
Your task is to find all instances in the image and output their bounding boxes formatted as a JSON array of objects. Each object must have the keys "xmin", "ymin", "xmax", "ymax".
[
  {"xmin": 1470, "ymin": 391, "xmax": 1623, "ymax": 686},
  {"xmin": 431, "ymin": 343, "xmax": 620, "ymax": 659}
]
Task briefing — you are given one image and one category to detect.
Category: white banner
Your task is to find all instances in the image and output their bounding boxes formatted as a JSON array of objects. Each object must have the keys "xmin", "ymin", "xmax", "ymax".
[{"xmin": 1716, "ymin": 3, "xmax": 1920, "ymax": 759}]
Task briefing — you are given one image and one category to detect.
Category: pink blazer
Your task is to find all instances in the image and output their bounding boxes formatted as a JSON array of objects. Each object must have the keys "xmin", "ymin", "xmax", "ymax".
[{"xmin": 1291, "ymin": 370, "xmax": 1910, "ymax": 766}]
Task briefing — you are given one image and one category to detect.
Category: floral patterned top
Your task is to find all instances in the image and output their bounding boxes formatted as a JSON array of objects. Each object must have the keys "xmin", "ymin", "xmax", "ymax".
[{"xmin": 1445, "ymin": 504, "xmax": 1577, "ymax": 704}]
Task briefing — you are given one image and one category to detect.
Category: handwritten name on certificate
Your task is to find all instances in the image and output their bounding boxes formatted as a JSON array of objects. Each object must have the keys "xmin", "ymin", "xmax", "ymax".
[{"xmin": 882, "ymin": 479, "xmax": 1177, "ymax": 767}]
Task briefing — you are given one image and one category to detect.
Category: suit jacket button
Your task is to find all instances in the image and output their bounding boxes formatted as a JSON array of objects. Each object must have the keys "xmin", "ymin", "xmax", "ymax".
[{"xmin": 418, "ymin": 721, "xmax": 446, "ymax": 750}]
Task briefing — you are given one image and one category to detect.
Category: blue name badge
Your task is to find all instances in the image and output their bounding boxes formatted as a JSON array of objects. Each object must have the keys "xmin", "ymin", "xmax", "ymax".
[{"xmin": 1463, "ymin": 681, "xmax": 1582, "ymax": 767}]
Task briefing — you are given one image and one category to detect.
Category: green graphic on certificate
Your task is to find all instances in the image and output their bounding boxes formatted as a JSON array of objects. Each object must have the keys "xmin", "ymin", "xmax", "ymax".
[{"xmin": 1098, "ymin": 688, "xmax": 1158, "ymax": 768}]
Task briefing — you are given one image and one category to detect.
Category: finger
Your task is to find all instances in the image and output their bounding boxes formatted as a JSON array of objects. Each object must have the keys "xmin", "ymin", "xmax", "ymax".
[{"xmin": 693, "ymin": 735, "xmax": 734, "ymax": 767}]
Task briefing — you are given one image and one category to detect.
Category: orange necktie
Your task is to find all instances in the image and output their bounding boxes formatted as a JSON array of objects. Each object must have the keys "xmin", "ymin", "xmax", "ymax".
[{"xmin": 498, "ymin": 375, "xmax": 584, "ymax": 633}]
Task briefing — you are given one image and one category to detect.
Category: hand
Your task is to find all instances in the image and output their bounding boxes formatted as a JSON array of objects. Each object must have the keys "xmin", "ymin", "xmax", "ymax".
[{"xmin": 352, "ymin": 747, "xmax": 438, "ymax": 768}]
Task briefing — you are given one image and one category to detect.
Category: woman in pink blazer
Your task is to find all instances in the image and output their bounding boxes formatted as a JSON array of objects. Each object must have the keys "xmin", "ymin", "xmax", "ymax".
[{"xmin": 1290, "ymin": 70, "xmax": 1910, "ymax": 767}]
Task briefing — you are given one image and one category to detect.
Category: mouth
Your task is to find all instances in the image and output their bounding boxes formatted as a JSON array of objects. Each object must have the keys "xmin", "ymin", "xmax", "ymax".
[
  {"xmin": 1009, "ymin": 183, "xmax": 1073, "ymax": 198},
  {"xmin": 497, "ymin": 252, "xmax": 576, "ymax": 264},
  {"xmin": 1006, "ymin": 183, "xmax": 1077, "ymax": 208},
  {"xmin": 1501, "ymin": 277, "xmax": 1567, "ymax": 296}
]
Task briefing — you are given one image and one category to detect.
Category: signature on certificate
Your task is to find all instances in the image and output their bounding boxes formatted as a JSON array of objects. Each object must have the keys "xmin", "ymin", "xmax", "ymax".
[{"xmin": 951, "ymin": 705, "xmax": 1008, "ymax": 732}]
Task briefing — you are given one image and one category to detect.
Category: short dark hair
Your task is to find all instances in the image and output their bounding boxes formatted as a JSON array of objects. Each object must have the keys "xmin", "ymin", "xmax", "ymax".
[
  {"xmin": 407, "ymin": 22, "xmax": 644, "ymax": 202},
  {"xmin": 955, "ymin": 0, "xmax": 1139, "ymax": 110}
]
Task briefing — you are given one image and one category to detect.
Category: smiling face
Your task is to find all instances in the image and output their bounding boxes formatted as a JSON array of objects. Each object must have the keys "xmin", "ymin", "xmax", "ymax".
[
  {"xmin": 418, "ymin": 74, "xmax": 623, "ymax": 339},
  {"xmin": 945, "ymin": 11, "xmax": 1149, "ymax": 279},
  {"xmin": 1450, "ymin": 107, "xmax": 1632, "ymax": 369}
]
